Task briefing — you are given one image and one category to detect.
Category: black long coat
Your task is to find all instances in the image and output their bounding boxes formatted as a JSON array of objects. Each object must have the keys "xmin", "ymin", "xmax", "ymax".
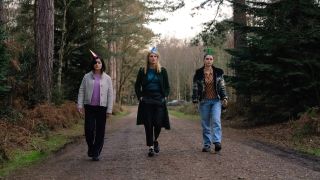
[{"xmin": 134, "ymin": 67, "xmax": 170, "ymax": 129}]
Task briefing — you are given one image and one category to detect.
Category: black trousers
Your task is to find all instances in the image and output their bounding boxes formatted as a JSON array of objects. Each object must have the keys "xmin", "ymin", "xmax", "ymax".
[
  {"xmin": 84, "ymin": 105, "xmax": 107, "ymax": 157},
  {"xmin": 142, "ymin": 103, "xmax": 164, "ymax": 146}
]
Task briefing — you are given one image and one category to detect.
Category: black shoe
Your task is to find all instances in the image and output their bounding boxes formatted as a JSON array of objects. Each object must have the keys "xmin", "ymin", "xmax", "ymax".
[
  {"xmin": 154, "ymin": 141, "xmax": 160, "ymax": 153},
  {"xmin": 148, "ymin": 148, "xmax": 154, "ymax": 157},
  {"xmin": 88, "ymin": 149, "xmax": 94, "ymax": 157},
  {"xmin": 202, "ymin": 146, "xmax": 211, "ymax": 152},
  {"xmin": 92, "ymin": 156, "xmax": 99, "ymax": 161},
  {"xmin": 214, "ymin": 142, "xmax": 222, "ymax": 152}
]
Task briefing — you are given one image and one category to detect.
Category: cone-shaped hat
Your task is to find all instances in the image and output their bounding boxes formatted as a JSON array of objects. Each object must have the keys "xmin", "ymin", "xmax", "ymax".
[
  {"xmin": 150, "ymin": 47, "xmax": 159, "ymax": 55},
  {"xmin": 204, "ymin": 48, "xmax": 214, "ymax": 55},
  {"xmin": 89, "ymin": 49, "xmax": 99, "ymax": 59}
]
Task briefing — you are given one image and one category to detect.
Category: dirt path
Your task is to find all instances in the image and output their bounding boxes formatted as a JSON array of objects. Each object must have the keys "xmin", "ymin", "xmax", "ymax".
[{"xmin": 7, "ymin": 107, "xmax": 320, "ymax": 180}]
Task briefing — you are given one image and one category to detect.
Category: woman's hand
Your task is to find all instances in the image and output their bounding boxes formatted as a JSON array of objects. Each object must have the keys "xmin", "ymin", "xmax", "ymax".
[
  {"xmin": 222, "ymin": 99, "xmax": 228, "ymax": 108},
  {"xmin": 77, "ymin": 107, "xmax": 84, "ymax": 114}
]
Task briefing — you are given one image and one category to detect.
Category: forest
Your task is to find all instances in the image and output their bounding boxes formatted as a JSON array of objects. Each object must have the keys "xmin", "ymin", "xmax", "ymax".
[{"xmin": 0, "ymin": 0, "xmax": 319, "ymax": 170}]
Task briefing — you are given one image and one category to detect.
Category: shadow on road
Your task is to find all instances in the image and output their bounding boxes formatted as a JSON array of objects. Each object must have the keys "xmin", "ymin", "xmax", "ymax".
[{"xmin": 243, "ymin": 139, "xmax": 320, "ymax": 172}]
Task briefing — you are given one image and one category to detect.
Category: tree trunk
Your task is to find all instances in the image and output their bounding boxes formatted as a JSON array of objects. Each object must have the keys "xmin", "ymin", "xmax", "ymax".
[
  {"xmin": 57, "ymin": 0, "xmax": 69, "ymax": 95},
  {"xmin": 233, "ymin": 0, "xmax": 246, "ymax": 49},
  {"xmin": 107, "ymin": 0, "xmax": 117, "ymax": 104},
  {"xmin": 108, "ymin": 41, "xmax": 117, "ymax": 103},
  {"xmin": 175, "ymin": 63, "xmax": 180, "ymax": 100},
  {"xmin": 116, "ymin": 45, "xmax": 121, "ymax": 105},
  {"xmin": 91, "ymin": 0, "xmax": 96, "ymax": 47},
  {"xmin": 35, "ymin": 0, "xmax": 54, "ymax": 102},
  {"xmin": 117, "ymin": 50, "xmax": 142, "ymax": 105},
  {"xmin": 233, "ymin": 0, "xmax": 247, "ymax": 104},
  {"xmin": 0, "ymin": 0, "xmax": 4, "ymax": 24}
]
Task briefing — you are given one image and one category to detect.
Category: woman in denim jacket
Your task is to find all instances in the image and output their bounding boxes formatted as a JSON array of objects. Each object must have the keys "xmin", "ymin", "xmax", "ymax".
[
  {"xmin": 192, "ymin": 49, "xmax": 228, "ymax": 153},
  {"xmin": 77, "ymin": 50, "xmax": 113, "ymax": 161}
]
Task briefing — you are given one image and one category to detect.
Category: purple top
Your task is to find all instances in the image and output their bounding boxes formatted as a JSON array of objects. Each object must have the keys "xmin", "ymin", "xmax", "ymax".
[{"xmin": 90, "ymin": 74, "xmax": 101, "ymax": 106}]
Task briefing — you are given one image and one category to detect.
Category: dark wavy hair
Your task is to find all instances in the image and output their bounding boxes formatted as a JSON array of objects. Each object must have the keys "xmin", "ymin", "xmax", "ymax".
[
  {"xmin": 90, "ymin": 56, "xmax": 106, "ymax": 73},
  {"xmin": 203, "ymin": 54, "xmax": 214, "ymax": 60}
]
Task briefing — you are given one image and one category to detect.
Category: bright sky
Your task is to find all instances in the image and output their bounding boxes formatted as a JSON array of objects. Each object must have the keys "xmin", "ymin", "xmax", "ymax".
[{"xmin": 146, "ymin": 0, "xmax": 233, "ymax": 40}]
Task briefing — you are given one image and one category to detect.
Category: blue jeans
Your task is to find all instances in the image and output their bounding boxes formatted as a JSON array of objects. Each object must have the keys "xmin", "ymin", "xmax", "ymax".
[{"xmin": 199, "ymin": 98, "xmax": 222, "ymax": 147}]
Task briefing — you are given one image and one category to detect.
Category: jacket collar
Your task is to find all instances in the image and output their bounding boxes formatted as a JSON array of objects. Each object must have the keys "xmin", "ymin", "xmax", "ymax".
[
  {"xmin": 200, "ymin": 65, "xmax": 216, "ymax": 71},
  {"xmin": 89, "ymin": 71, "xmax": 105, "ymax": 79}
]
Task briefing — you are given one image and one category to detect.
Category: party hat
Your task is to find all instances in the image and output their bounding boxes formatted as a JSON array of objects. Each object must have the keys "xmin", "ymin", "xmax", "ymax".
[
  {"xmin": 150, "ymin": 47, "xmax": 158, "ymax": 54},
  {"xmin": 204, "ymin": 48, "xmax": 214, "ymax": 55},
  {"xmin": 89, "ymin": 49, "xmax": 99, "ymax": 59}
]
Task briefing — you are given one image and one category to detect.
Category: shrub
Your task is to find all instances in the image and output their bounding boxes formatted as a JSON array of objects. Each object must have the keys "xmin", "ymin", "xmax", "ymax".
[{"xmin": 294, "ymin": 107, "xmax": 320, "ymax": 136}]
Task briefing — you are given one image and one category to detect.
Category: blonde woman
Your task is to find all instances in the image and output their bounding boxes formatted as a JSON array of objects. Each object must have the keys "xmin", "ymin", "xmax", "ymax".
[{"xmin": 135, "ymin": 47, "xmax": 170, "ymax": 157}]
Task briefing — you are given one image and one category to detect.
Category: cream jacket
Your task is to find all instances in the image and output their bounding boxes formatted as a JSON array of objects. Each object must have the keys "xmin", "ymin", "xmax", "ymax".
[{"xmin": 77, "ymin": 71, "xmax": 113, "ymax": 113}]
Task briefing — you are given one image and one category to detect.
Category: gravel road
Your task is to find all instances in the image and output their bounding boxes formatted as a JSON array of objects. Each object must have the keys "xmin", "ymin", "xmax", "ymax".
[{"xmin": 7, "ymin": 107, "xmax": 320, "ymax": 180}]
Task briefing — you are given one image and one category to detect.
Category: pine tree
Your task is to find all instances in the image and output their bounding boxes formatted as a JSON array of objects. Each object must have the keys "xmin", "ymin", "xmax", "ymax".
[
  {"xmin": 228, "ymin": 0, "xmax": 320, "ymax": 122},
  {"xmin": 35, "ymin": 0, "xmax": 54, "ymax": 102},
  {"xmin": 53, "ymin": 0, "xmax": 92, "ymax": 102},
  {"xmin": 0, "ymin": 24, "xmax": 10, "ymax": 97},
  {"xmin": 0, "ymin": 0, "xmax": 10, "ymax": 99}
]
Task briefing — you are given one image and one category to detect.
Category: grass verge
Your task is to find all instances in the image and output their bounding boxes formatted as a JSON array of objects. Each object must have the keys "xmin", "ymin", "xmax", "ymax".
[
  {"xmin": 301, "ymin": 147, "xmax": 320, "ymax": 157},
  {"xmin": 169, "ymin": 110, "xmax": 199, "ymax": 121},
  {"xmin": 114, "ymin": 111, "xmax": 130, "ymax": 118},
  {"xmin": 0, "ymin": 110, "xmax": 130, "ymax": 178},
  {"xmin": 0, "ymin": 122, "xmax": 83, "ymax": 177}
]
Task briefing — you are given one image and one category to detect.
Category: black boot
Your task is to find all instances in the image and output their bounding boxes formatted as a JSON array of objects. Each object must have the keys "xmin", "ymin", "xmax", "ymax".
[
  {"xmin": 214, "ymin": 142, "xmax": 222, "ymax": 152},
  {"xmin": 87, "ymin": 147, "xmax": 94, "ymax": 157},
  {"xmin": 92, "ymin": 156, "xmax": 100, "ymax": 161},
  {"xmin": 154, "ymin": 141, "xmax": 160, "ymax": 153},
  {"xmin": 202, "ymin": 146, "xmax": 211, "ymax": 152},
  {"xmin": 148, "ymin": 148, "xmax": 154, "ymax": 157}
]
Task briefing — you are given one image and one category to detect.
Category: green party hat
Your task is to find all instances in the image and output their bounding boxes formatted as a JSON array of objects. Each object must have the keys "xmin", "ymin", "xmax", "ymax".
[{"xmin": 204, "ymin": 48, "xmax": 214, "ymax": 55}]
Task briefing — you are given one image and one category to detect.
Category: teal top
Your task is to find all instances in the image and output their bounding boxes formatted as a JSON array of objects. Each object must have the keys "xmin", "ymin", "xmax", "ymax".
[
  {"xmin": 145, "ymin": 68, "xmax": 161, "ymax": 92},
  {"xmin": 135, "ymin": 67, "xmax": 170, "ymax": 100}
]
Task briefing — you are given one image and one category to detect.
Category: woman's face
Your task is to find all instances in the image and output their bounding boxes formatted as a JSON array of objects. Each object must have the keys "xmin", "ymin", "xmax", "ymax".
[
  {"xmin": 93, "ymin": 58, "xmax": 102, "ymax": 71},
  {"xmin": 148, "ymin": 53, "xmax": 158, "ymax": 65},
  {"xmin": 204, "ymin": 55, "xmax": 214, "ymax": 67}
]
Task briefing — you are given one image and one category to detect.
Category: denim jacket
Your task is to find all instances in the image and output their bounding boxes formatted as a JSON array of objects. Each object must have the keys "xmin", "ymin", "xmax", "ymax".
[{"xmin": 192, "ymin": 66, "xmax": 228, "ymax": 103}]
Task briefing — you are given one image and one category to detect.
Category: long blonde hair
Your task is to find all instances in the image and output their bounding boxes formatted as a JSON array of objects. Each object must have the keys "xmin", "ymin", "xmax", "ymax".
[{"xmin": 144, "ymin": 52, "xmax": 162, "ymax": 74}]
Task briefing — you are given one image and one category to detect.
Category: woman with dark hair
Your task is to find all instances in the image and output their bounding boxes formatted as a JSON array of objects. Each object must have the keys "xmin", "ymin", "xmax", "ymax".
[
  {"xmin": 135, "ymin": 47, "xmax": 170, "ymax": 157},
  {"xmin": 192, "ymin": 48, "xmax": 228, "ymax": 153},
  {"xmin": 77, "ymin": 50, "xmax": 113, "ymax": 161}
]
